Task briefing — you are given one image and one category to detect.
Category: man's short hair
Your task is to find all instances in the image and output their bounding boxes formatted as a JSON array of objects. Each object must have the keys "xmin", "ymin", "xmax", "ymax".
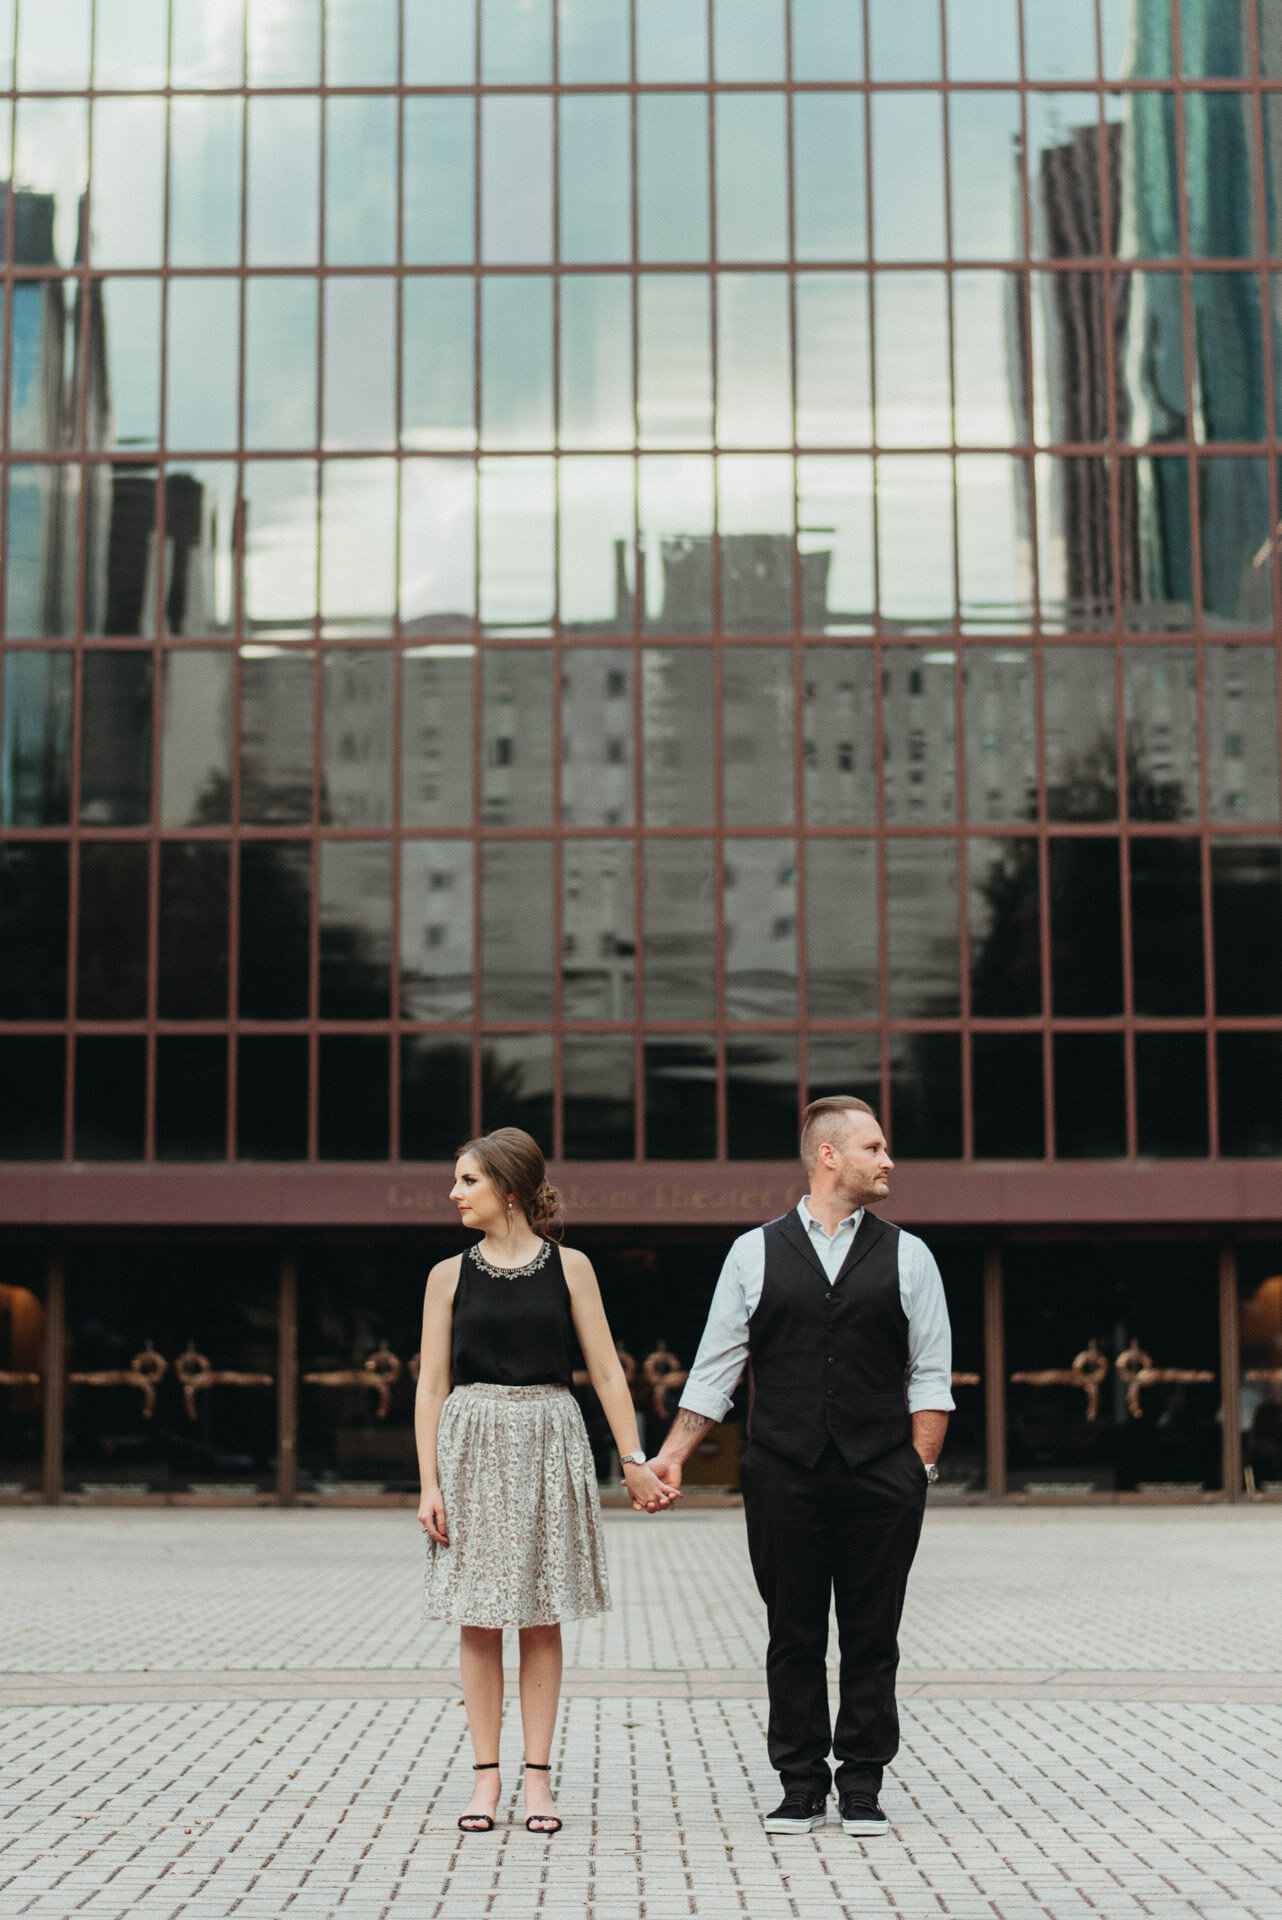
[{"xmin": 800, "ymin": 1095, "xmax": 878, "ymax": 1173}]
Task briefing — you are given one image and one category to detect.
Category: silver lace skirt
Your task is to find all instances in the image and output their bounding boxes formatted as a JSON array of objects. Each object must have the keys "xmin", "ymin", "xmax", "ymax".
[{"xmin": 423, "ymin": 1383, "xmax": 611, "ymax": 1629}]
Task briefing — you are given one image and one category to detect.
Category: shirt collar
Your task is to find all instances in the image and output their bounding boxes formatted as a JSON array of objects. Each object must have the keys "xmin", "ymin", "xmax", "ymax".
[{"xmin": 797, "ymin": 1196, "xmax": 864, "ymax": 1241}]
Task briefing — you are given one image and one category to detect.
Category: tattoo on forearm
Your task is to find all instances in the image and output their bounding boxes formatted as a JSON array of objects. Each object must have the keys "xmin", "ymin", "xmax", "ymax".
[{"xmin": 676, "ymin": 1409, "xmax": 713, "ymax": 1439}]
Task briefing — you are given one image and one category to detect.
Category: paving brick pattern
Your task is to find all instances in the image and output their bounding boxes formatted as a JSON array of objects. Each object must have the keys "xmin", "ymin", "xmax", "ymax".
[{"xmin": 1, "ymin": 1508, "xmax": 1281, "ymax": 1918}]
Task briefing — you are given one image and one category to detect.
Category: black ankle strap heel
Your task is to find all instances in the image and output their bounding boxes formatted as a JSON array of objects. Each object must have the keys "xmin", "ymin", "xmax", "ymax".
[
  {"xmin": 458, "ymin": 1762, "xmax": 500, "ymax": 1833},
  {"xmin": 523, "ymin": 1762, "xmax": 562, "ymax": 1835}
]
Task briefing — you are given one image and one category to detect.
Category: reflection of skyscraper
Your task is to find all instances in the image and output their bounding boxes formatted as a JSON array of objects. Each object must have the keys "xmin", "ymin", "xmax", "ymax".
[
  {"xmin": 5, "ymin": 187, "xmax": 77, "ymax": 637},
  {"xmin": 629, "ymin": 532, "xmax": 834, "ymax": 632}
]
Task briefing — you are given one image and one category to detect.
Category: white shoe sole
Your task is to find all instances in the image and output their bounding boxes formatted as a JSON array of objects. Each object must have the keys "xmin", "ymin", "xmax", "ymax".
[
  {"xmin": 841, "ymin": 1816, "xmax": 889, "ymax": 1836},
  {"xmin": 763, "ymin": 1810, "xmax": 827, "ymax": 1833}
]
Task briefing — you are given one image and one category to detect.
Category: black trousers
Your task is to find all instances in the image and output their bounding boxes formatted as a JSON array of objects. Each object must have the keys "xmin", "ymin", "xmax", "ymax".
[{"xmin": 740, "ymin": 1435, "xmax": 926, "ymax": 1798}]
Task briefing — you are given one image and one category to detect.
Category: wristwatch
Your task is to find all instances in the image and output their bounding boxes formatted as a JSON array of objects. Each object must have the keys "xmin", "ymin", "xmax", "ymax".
[
  {"xmin": 621, "ymin": 1450, "xmax": 647, "ymax": 1467},
  {"xmin": 924, "ymin": 1461, "xmax": 940, "ymax": 1485}
]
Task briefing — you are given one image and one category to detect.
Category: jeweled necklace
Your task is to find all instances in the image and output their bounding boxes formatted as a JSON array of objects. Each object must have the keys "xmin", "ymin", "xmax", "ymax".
[{"xmin": 471, "ymin": 1238, "xmax": 552, "ymax": 1280}]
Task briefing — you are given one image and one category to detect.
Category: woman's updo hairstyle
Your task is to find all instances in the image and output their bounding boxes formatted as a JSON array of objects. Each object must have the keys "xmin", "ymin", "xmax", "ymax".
[{"xmin": 456, "ymin": 1127, "xmax": 565, "ymax": 1241}]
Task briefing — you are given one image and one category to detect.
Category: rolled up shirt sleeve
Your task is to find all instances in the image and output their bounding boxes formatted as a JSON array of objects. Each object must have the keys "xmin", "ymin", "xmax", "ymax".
[
  {"xmin": 900, "ymin": 1232, "xmax": 955, "ymax": 1413},
  {"xmin": 677, "ymin": 1229, "xmax": 764, "ymax": 1424}
]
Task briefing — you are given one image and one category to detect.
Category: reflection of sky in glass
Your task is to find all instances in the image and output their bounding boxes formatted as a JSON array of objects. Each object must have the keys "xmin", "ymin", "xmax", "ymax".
[
  {"xmin": 400, "ymin": 463, "xmax": 477, "ymax": 633},
  {"xmin": 716, "ymin": 94, "xmax": 788, "ymax": 261},
  {"xmin": 561, "ymin": 97, "xmax": 631, "ymax": 263},
  {"xmin": 171, "ymin": 0, "xmax": 246, "ymax": 86},
  {"xmin": 16, "ymin": 0, "xmax": 90, "ymax": 88},
  {"xmin": 14, "ymin": 99, "xmax": 88, "ymax": 268},
  {"xmin": 945, "ymin": 0, "xmax": 1018, "ymax": 80},
  {"xmin": 100, "ymin": 280, "xmax": 160, "ymax": 450},
  {"xmin": 559, "ymin": 0, "xmax": 629, "ymax": 82},
  {"xmin": 717, "ymin": 276, "xmax": 791, "ymax": 447},
  {"xmin": 247, "ymin": 97, "xmax": 320, "ymax": 266},
  {"xmin": 403, "ymin": 278, "xmax": 475, "ymax": 452},
  {"xmin": 560, "ymin": 278, "xmax": 633, "ymax": 449},
  {"xmin": 325, "ymin": 0, "xmax": 396, "ymax": 84},
  {"xmin": 871, "ymin": 95, "xmax": 946, "ymax": 261},
  {"xmin": 405, "ymin": 0, "xmax": 474, "ymax": 83},
  {"xmin": 481, "ymin": 96, "xmax": 552, "ymax": 264},
  {"xmin": 94, "ymin": 0, "xmax": 167, "ymax": 88},
  {"xmin": 169, "ymin": 97, "xmax": 242, "ymax": 266},
  {"xmin": 636, "ymin": 0, "xmax": 708, "ymax": 81},
  {"xmin": 324, "ymin": 280, "xmax": 396, "ymax": 451},
  {"xmin": 869, "ymin": 0, "xmax": 940, "ymax": 79}
]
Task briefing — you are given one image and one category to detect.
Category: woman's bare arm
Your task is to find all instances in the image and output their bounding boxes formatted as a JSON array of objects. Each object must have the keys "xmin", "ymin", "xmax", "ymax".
[
  {"xmin": 415, "ymin": 1256, "xmax": 460, "ymax": 1544},
  {"xmin": 562, "ymin": 1247, "xmax": 678, "ymax": 1514}
]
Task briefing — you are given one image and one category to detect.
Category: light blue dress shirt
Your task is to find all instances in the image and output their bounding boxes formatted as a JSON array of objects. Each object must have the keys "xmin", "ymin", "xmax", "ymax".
[{"xmin": 679, "ymin": 1199, "xmax": 955, "ymax": 1425}]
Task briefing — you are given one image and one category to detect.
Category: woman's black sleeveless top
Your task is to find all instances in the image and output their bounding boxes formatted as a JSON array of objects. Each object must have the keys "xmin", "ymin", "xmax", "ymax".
[{"xmin": 450, "ymin": 1240, "xmax": 575, "ymax": 1387}]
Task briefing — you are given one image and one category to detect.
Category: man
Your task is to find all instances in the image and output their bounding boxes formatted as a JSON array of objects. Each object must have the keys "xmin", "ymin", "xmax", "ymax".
[{"xmin": 650, "ymin": 1097, "xmax": 952, "ymax": 1838}]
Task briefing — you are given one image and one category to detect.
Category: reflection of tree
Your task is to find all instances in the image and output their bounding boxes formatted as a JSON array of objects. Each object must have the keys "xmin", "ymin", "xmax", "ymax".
[
  {"xmin": 1046, "ymin": 727, "xmax": 1118, "ymax": 822},
  {"xmin": 1126, "ymin": 734, "xmax": 1189, "ymax": 822},
  {"xmin": 969, "ymin": 839, "xmax": 1040, "ymax": 1016}
]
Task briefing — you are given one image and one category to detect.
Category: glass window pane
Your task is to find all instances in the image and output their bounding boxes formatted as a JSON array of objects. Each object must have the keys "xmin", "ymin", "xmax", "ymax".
[
  {"xmin": 1031, "ymin": 270, "xmax": 1107, "ymax": 443},
  {"xmin": 639, "ymin": 276, "xmax": 712, "ymax": 449},
  {"xmin": 1119, "ymin": 454, "xmax": 1192, "ymax": 631},
  {"xmin": 644, "ymin": 1037, "xmax": 716, "ymax": 1158},
  {"xmin": 559, "ymin": 279, "xmax": 632, "ymax": 451},
  {"xmin": 1206, "ymin": 646, "xmax": 1280, "ymax": 824},
  {"xmin": 869, "ymin": 0, "xmax": 941, "ymax": 78},
  {"xmin": 478, "ymin": 456, "xmax": 555, "ymax": 633},
  {"xmin": 968, "ymin": 836, "xmax": 1041, "ymax": 1015},
  {"xmin": 1117, "ymin": 271, "xmax": 1187, "ymax": 444},
  {"xmin": 1185, "ymin": 93, "xmax": 1258, "ymax": 259},
  {"xmin": 1025, "ymin": 0, "xmax": 1096, "ymax": 79},
  {"xmin": 167, "ymin": 280, "xmax": 238, "ymax": 451},
  {"xmin": 1211, "ymin": 840, "xmax": 1282, "ymax": 1016},
  {"xmin": 727, "ymin": 1035, "xmax": 798, "ymax": 1158},
  {"xmin": 481, "ymin": 648, "xmax": 555, "ymax": 826},
  {"xmin": 321, "ymin": 651, "xmax": 393, "ymax": 826},
  {"xmin": 238, "ymin": 844, "xmax": 312, "ymax": 1019},
  {"xmin": 482, "ymin": 277, "xmax": 554, "ymax": 450},
  {"xmin": 797, "ymin": 455, "xmax": 874, "ymax": 633},
  {"xmin": 481, "ymin": 1036, "xmax": 553, "ymax": 1150},
  {"xmin": 158, "ymin": 841, "xmax": 229, "ymax": 1017},
  {"xmin": 642, "ymin": 646, "xmax": 714, "ymax": 824},
  {"xmin": 323, "ymin": 280, "xmax": 394, "ymax": 452},
  {"xmin": 17, "ymin": 0, "xmax": 90, "ymax": 86},
  {"xmin": 245, "ymin": 280, "xmax": 318, "ymax": 449},
  {"xmin": 871, "ymin": 94, "xmax": 945, "ymax": 262},
  {"xmin": 560, "ymin": 96, "xmax": 631, "ymax": 263},
  {"xmin": 80, "ymin": 653, "xmax": 152, "ymax": 825},
  {"xmin": 5, "ymin": 466, "xmax": 78, "ymax": 638},
  {"xmin": 885, "ymin": 839, "xmax": 961, "ymax": 1016},
  {"xmin": 806, "ymin": 838, "xmax": 878, "ymax": 1017},
  {"xmin": 1200, "ymin": 456, "xmax": 1271, "ymax": 630},
  {"xmin": 161, "ymin": 649, "xmax": 232, "ymax": 826},
  {"xmin": 716, "ymin": 94, "xmax": 787, "ymax": 261},
  {"xmin": 714, "ymin": 0, "xmax": 784, "ymax": 79},
  {"xmin": 403, "ymin": 279, "xmax": 474, "ymax": 451},
  {"xmin": 242, "ymin": 462, "xmax": 318, "ymax": 636},
  {"xmin": 877, "ymin": 456, "xmax": 954, "ymax": 627},
  {"xmin": 1114, "ymin": 92, "xmax": 1180, "ymax": 260},
  {"xmin": 717, "ymin": 274, "xmax": 791, "ymax": 448},
  {"xmin": 792, "ymin": 0, "xmax": 861, "ymax": 77},
  {"xmin": 325, "ymin": 96, "xmax": 396, "ymax": 266},
  {"xmin": 248, "ymin": 0, "xmax": 320, "ymax": 82},
  {"xmin": 400, "ymin": 463, "xmax": 476, "ymax": 635},
  {"xmin": 402, "ymin": 647, "xmax": 474, "ymax": 828},
  {"xmin": 1036, "ymin": 454, "xmax": 1114, "ymax": 631},
  {"xmin": 958, "ymin": 456, "xmax": 1034, "ymax": 634},
  {"xmin": 320, "ymin": 460, "xmax": 397, "ymax": 637},
  {"xmin": 89, "ymin": 467, "xmax": 158, "ymax": 639},
  {"xmin": 639, "ymin": 456, "xmax": 715, "ymax": 632},
  {"xmin": 875, "ymin": 273, "xmax": 949, "ymax": 448},
  {"xmin": 803, "ymin": 645, "xmax": 875, "ymax": 824},
  {"xmin": 156, "ymin": 1036, "xmax": 228, "ymax": 1162},
  {"xmin": 1027, "ymin": 96, "xmax": 1103, "ymax": 259},
  {"xmin": 1053, "ymin": 1031, "xmax": 1125, "ymax": 1156},
  {"xmin": 164, "ymin": 462, "xmax": 238, "ymax": 636},
  {"xmin": 1049, "ymin": 838, "xmax": 1122, "ymax": 1014},
  {"xmin": 949, "ymin": 93, "xmax": 1022, "ymax": 259},
  {"xmin": 558, "ymin": 457, "xmax": 635, "ymax": 635},
  {"xmin": 10, "ymin": 281, "xmax": 73, "ymax": 455},
  {"xmin": 638, "ymin": 96, "xmax": 710, "ymax": 261},
  {"xmin": 319, "ymin": 843, "xmax": 391, "ymax": 1019},
  {"xmin": 1269, "ymin": 106, "xmax": 1282, "ymax": 255},
  {"xmin": 404, "ymin": 0, "xmax": 474, "ymax": 82},
  {"xmin": 172, "ymin": 0, "xmax": 246, "ymax": 86},
  {"xmin": 1192, "ymin": 272, "xmax": 1264, "ymax": 443},
  {"xmin": 1129, "ymin": 836, "xmax": 1203, "ymax": 1015},
  {"xmin": 882, "ymin": 646, "xmax": 956, "ymax": 823},
  {"xmin": 561, "ymin": 644, "xmax": 634, "ymax": 823},
  {"xmin": 89, "ymin": 99, "xmax": 165, "ymax": 269},
  {"xmin": 945, "ymin": 0, "xmax": 1018, "ymax": 79},
  {"xmin": 719, "ymin": 455, "xmax": 794, "ymax": 634},
  {"xmin": 1134, "ymin": 1033, "xmax": 1206, "ymax": 1157},
  {"xmin": 559, "ymin": 0, "xmax": 628, "ymax": 80},
  {"xmin": 399, "ymin": 841, "xmax": 473, "ymax": 1019},
  {"xmin": 725, "ymin": 838, "xmax": 797, "ymax": 1018},
  {"xmin": 76, "ymin": 842, "xmax": 149, "ymax": 1019},
  {"xmin": 563, "ymin": 840, "xmax": 635, "ymax": 1017},
  {"xmin": 973, "ymin": 1034, "xmax": 1044, "ymax": 1158},
  {"xmin": 1218, "ymin": 1035, "xmax": 1282, "ymax": 1157},
  {"xmin": 889, "ymin": 1033, "xmax": 962, "ymax": 1157},
  {"xmin": 807, "ymin": 1033, "xmax": 880, "ymax": 1107},
  {"xmin": 964, "ymin": 646, "xmax": 1036, "ymax": 824},
  {"xmin": 325, "ymin": 0, "xmax": 396, "ymax": 82},
  {"xmin": 1124, "ymin": 645, "xmax": 1198, "ymax": 821},
  {"xmin": 74, "ymin": 1037, "xmax": 145, "ymax": 1161},
  {"xmin": 793, "ymin": 95, "xmax": 866, "ymax": 262},
  {"xmin": 480, "ymin": 841, "xmax": 554, "ymax": 1018},
  {"xmin": 2, "ymin": 650, "xmax": 72, "ymax": 825},
  {"xmin": 237, "ymin": 1034, "xmax": 309, "ymax": 1157},
  {"xmin": 246, "ymin": 97, "xmax": 320, "ymax": 266},
  {"xmin": 400, "ymin": 1037, "xmax": 472, "ymax": 1156},
  {"xmin": 481, "ymin": 0, "xmax": 551, "ymax": 81},
  {"xmin": 0, "ymin": 844, "xmax": 67, "ymax": 1017},
  {"xmin": 563, "ymin": 1037, "xmax": 635, "ymax": 1160},
  {"xmin": 481, "ymin": 96, "xmax": 553, "ymax": 265},
  {"xmin": 637, "ymin": 0, "xmax": 707, "ymax": 80},
  {"xmin": 643, "ymin": 838, "xmax": 715, "ymax": 1018},
  {"xmin": 14, "ymin": 99, "xmax": 90, "ymax": 269},
  {"xmin": 1102, "ymin": 0, "xmax": 1171, "ymax": 77},
  {"xmin": 240, "ymin": 649, "xmax": 314, "ymax": 823},
  {"xmin": 404, "ymin": 99, "xmax": 475, "ymax": 265},
  {"xmin": 722, "ymin": 647, "xmax": 793, "ymax": 826}
]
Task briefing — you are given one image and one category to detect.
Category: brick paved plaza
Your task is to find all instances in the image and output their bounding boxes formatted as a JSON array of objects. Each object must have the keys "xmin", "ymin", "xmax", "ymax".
[{"xmin": 1, "ymin": 1506, "xmax": 1281, "ymax": 1919}]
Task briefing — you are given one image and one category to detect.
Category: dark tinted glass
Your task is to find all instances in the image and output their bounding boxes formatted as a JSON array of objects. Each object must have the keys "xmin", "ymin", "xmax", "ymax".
[
  {"xmin": 80, "ymin": 652, "xmax": 152, "ymax": 825},
  {"xmin": 76, "ymin": 842, "xmax": 149, "ymax": 1019},
  {"xmin": 1211, "ymin": 841, "xmax": 1282, "ymax": 1014},
  {"xmin": 1, "ymin": 650, "xmax": 72, "ymax": 823},
  {"xmin": 318, "ymin": 842, "xmax": 392, "ymax": 1018},
  {"xmin": 74, "ymin": 1036, "xmax": 146, "ymax": 1159},
  {"xmin": 155, "ymin": 1036, "xmax": 228, "ymax": 1161},
  {"xmin": 400, "ymin": 1038, "xmax": 473, "ymax": 1159},
  {"xmin": 0, "ymin": 1035, "xmax": 64, "ymax": 1158},
  {"xmin": 1053, "ymin": 1032, "xmax": 1126, "ymax": 1157},
  {"xmin": 238, "ymin": 843, "xmax": 311, "ymax": 1019},
  {"xmin": 1135, "ymin": 1033, "xmax": 1208, "ymax": 1158},
  {"xmin": 98, "ymin": 470, "xmax": 159, "ymax": 634},
  {"xmin": 480, "ymin": 842, "xmax": 555, "ymax": 1020},
  {"xmin": 1049, "ymin": 839, "xmax": 1122, "ymax": 1015},
  {"xmin": 888, "ymin": 1033, "xmax": 962, "ymax": 1158},
  {"xmin": 0, "ymin": 843, "xmax": 68, "ymax": 1017},
  {"xmin": 480, "ymin": 1035, "xmax": 554, "ymax": 1150},
  {"xmin": 885, "ymin": 840, "xmax": 960, "ymax": 1018},
  {"xmin": 237, "ymin": 1035, "xmax": 309, "ymax": 1159},
  {"xmin": 806, "ymin": 1032, "xmax": 881, "ymax": 1113},
  {"xmin": 645, "ymin": 1037, "xmax": 716, "ymax": 1159},
  {"xmin": 726, "ymin": 1035, "xmax": 798, "ymax": 1159},
  {"xmin": 318, "ymin": 1036, "xmax": 389, "ymax": 1160},
  {"xmin": 968, "ymin": 837, "xmax": 1041, "ymax": 1016},
  {"xmin": 1218, "ymin": 1033, "xmax": 1282, "ymax": 1157},
  {"xmin": 972, "ymin": 1034, "xmax": 1045, "ymax": 1159},
  {"xmin": 562, "ymin": 1036, "xmax": 635, "ymax": 1160},
  {"xmin": 1129, "ymin": 837, "xmax": 1204, "ymax": 1015},
  {"xmin": 158, "ymin": 842, "xmax": 230, "ymax": 1018}
]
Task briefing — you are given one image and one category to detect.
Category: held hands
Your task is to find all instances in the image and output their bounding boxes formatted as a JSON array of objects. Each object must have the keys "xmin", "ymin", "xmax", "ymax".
[
  {"xmin": 418, "ymin": 1485, "xmax": 449, "ymax": 1545},
  {"xmin": 622, "ymin": 1459, "xmax": 682, "ymax": 1514}
]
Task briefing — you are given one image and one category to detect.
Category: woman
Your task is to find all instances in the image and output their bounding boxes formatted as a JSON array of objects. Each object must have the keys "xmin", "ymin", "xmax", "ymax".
[{"xmin": 416, "ymin": 1128, "xmax": 675, "ymax": 1835}]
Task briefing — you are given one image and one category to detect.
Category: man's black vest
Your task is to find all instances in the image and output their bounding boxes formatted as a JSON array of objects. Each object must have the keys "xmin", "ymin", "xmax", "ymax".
[{"xmin": 746, "ymin": 1209, "xmax": 910, "ymax": 1470}]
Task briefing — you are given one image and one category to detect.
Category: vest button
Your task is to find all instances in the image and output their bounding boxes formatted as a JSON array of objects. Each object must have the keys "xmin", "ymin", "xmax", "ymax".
[
  {"xmin": 826, "ymin": 1354, "xmax": 836, "ymax": 1365},
  {"xmin": 825, "ymin": 1387, "xmax": 835, "ymax": 1399}
]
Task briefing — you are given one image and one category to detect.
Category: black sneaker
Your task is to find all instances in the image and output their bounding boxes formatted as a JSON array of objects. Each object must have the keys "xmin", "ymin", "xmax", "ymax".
[
  {"xmin": 838, "ymin": 1791, "xmax": 888, "ymax": 1836},
  {"xmin": 763, "ymin": 1788, "xmax": 828, "ymax": 1834}
]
